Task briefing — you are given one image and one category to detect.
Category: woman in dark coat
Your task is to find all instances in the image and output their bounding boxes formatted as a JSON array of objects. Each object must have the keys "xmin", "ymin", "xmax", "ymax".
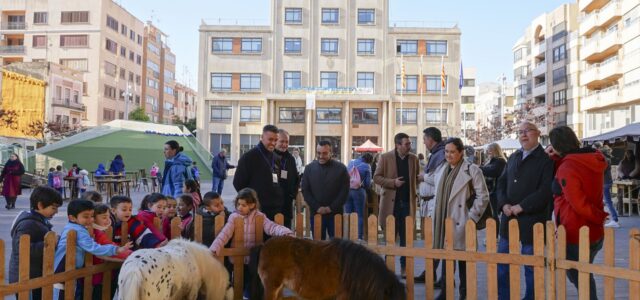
[
  {"xmin": 480, "ymin": 143, "xmax": 507, "ymax": 227},
  {"xmin": 1, "ymin": 153, "xmax": 25, "ymax": 209},
  {"xmin": 108, "ymin": 154, "xmax": 125, "ymax": 174}
]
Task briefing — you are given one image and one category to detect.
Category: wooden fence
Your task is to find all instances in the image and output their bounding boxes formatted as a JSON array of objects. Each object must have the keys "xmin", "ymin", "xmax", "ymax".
[{"xmin": 0, "ymin": 213, "xmax": 639, "ymax": 300}]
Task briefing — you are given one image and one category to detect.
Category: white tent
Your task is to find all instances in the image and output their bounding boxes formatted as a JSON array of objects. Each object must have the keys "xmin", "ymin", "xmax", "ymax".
[{"xmin": 478, "ymin": 138, "xmax": 521, "ymax": 150}]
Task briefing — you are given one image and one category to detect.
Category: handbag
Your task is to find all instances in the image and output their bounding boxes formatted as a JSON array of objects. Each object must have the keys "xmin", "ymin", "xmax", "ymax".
[{"xmin": 464, "ymin": 166, "xmax": 492, "ymax": 230}]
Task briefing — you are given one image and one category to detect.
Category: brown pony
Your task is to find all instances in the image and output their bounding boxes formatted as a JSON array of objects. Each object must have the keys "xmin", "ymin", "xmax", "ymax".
[{"xmin": 256, "ymin": 236, "xmax": 406, "ymax": 300}]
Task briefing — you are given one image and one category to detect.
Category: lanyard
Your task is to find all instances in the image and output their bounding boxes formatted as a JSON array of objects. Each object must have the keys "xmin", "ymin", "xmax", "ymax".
[{"xmin": 258, "ymin": 146, "xmax": 275, "ymax": 172}]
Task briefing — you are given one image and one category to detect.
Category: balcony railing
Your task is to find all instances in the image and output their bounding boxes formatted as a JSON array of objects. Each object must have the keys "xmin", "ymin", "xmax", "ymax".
[
  {"xmin": 0, "ymin": 45, "xmax": 24, "ymax": 54},
  {"xmin": 51, "ymin": 98, "xmax": 84, "ymax": 110},
  {"xmin": 1, "ymin": 22, "xmax": 26, "ymax": 30}
]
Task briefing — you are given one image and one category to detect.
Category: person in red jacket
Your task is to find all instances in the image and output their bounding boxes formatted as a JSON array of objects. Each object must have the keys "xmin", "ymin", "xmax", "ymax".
[{"xmin": 546, "ymin": 126, "xmax": 607, "ymax": 300}]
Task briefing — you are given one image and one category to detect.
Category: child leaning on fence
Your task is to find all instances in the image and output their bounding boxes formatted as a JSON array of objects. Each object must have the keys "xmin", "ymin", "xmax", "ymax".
[
  {"xmin": 162, "ymin": 196, "xmax": 178, "ymax": 238},
  {"xmin": 9, "ymin": 186, "xmax": 63, "ymax": 300},
  {"xmin": 109, "ymin": 195, "xmax": 166, "ymax": 249},
  {"xmin": 136, "ymin": 193, "xmax": 169, "ymax": 242},
  {"xmin": 53, "ymin": 200, "xmax": 132, "ymax": 300},
  {"xmin": 184, "ymin": 191, "xmax": 231, "ymax": 246}
]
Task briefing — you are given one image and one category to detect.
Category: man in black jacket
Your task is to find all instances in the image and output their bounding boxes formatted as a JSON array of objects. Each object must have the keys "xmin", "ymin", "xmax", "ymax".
[
  {"xmin": 495, "ymin": 121, "xmax": 554, "ymax": 300},
  {"xmin": 301, "ymin": 140, "xmax": 349, "ymax": 239},
  {"xmin": 233, "ymin": 125, "xmax": 284, "ymax": 220},
  {"xmin": 275, "ymin": 129, "xmax": 300, "ymax": 228}
]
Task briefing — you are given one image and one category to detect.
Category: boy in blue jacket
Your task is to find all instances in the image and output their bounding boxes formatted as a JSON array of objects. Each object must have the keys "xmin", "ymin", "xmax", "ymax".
[{"xmin": 53, "ymin": 200, "xmax": 131, "ymax": 300}]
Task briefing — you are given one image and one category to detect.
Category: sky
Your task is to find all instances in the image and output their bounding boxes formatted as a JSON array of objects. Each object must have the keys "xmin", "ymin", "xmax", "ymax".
[{"xmin": 120, "ymin": 0, "xmax": 570, "ymax": 90}]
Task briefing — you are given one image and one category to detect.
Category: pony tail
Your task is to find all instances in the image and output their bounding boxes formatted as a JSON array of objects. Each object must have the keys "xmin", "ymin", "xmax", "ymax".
[{"xmin": 115, "ymin": 262, "xmax": 143, "ymax": 300}]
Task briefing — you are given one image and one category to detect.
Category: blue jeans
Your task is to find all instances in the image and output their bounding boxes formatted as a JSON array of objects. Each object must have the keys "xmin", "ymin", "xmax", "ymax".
[
  {"xmin": 566, "ymin": 239, "xmax": 603, "ymax": 300},
  {"xmin": 212, "ymin": 177, "xmax": 224, "ymax": 195},
  {"xmin": 498, "ymin": 238, "xmax": 534, "ymax": 300},
  {"xmin": 603, "ymin": 183, "xmax": 618, "ymax": 222},
  {"xmin": 310, "ymin": 214, "xmax": 335, "ymax": 240},
  {"xmin": 345, "ymin": 188, "xmax": 366, "ymax": 239},
  {"xmin": 394, "ymin": 199, "xmax": 410, "ymax": 268}
]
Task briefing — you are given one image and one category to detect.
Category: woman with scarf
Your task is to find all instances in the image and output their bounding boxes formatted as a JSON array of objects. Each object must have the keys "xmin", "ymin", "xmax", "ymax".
[
  {"xmin": 162, "ymin": 140, "xmax": 193, "ymax": 198},
  {"xmin": 1, "ymin": 153, "xmax": 25, "ymax": 209},
  {"xmin": 432, "ymin": 138, "xmax": 489, "ymax": 300}
]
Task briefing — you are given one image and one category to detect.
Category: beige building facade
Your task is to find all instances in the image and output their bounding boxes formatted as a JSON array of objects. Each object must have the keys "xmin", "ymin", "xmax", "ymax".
[
  {"xmin": 579, "ymin": 0, "xmax": 640, "ymax": 137},
  {"xmin": 198, "ymin": 0, "xmax": 462, "ymax": 163},
  {"xmin": 175, "ymin": 82, "xmax": 197, "ymax": 122}
]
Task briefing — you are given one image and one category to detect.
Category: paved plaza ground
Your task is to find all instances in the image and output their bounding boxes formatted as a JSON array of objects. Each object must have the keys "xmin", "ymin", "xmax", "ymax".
[{"xmin": 1, "ymin": 178, "xmax": 638, "ymax": 299}]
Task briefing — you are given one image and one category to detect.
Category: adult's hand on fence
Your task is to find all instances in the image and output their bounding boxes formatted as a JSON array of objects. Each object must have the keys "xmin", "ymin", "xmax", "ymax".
[
  {"xmin": 502, "ymin": 204, "xmax": 513, "ymax": 217},
  {"xmin": 317, "ymin": 206, "xmax": 331, "ymax": 214},
  {"xmin": 394, "ymin": 177, "xmax": 405, "ymax": 188},
  {"xmin": 510, "ymin": 204, "xmax": 524, "ymax": 216}
]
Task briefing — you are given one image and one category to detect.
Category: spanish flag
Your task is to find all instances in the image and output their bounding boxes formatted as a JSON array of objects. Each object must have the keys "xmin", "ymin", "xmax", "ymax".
[
  {"xmin": 441, "ymin": 61, "xmax": 446, "ymax": 90},
  {"xmin": 401, "ymin": 61, "xmax": 406, "ymax": 89}
]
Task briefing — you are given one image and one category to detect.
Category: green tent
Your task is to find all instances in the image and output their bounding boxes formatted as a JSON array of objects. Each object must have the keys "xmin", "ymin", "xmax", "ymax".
[{"xmin": 36, "ymin": 120, "xmax": 213, "ymax": 180}]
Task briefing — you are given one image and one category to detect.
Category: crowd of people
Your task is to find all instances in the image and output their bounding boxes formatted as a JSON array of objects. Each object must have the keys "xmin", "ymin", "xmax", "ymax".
[{"xmin": 1, "ymin": 121, "xmax": 636, "ymax": 300}]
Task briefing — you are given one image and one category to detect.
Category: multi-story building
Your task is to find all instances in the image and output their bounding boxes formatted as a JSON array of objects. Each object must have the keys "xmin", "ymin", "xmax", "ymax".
[
  {"xmin": 474, "ymin": 81, "xmax": 515, "ymax": 144},
  {"xmin": 141, "ymin": 22, "xmax": 177, "ymax": 124},
  {"xmin": 198, "ymin": 0, "xmax": 462, "ymax": 163},
  {"xmin": 579, "ymin": 0, "xmax": 640, "ymax": 137},
  {"xmin": 460, "ymin": 67, "xmax": 476, "ymax": 145},
  {"xmin": 512, "ymin": 3, "xmax": 580, "ymax": 140},
  {"xmin": 175, "ymin": 82, "xmax": 197, "ymax": 122},
  {"xmin": 0, "ymin": 0, "xmax": 146, "ymax": 126}
]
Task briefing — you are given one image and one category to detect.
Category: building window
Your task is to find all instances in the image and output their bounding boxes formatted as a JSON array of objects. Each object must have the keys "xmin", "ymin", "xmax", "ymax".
[
  {"xmin": 396, "ymin": 108, "xmax": 417, "ymax": 124},
  {"xmin": 464, "ymin": 79, "xmax": 475, "ymax": 87},
  {"xmin": 136, "ymin": 54, "xmax": 142, "ymax": 65},
  {"xmin": 105, "ymin": 38, "xmax": 117, "ymax": 53},
  {"xmin": 148, "ymin": 43, "xmax": 160, "ymax": 55},
  {"xmin": 60, "ymin": 59, "xmax": 88, "ymax": 72},
  {"xmin": 61, "ymin": 11, "xmax": 89, "ymax": 24},
  {"xmin": 284, "ymin": 71, "xmax": 301, "ymax": 91},
  {"xmin": 320, "ymin": 72, "xmax": 338, "ymax": 88},
  {"xmin": 73, "ymin": 91, "xmax": 79, "ymax": 103},
  {"xmin": 211, "ymin": 73, "xmax": 232, "ymax": 91},
  {"xmin": 315, "ymin": 136, "xmax": 342, "ymax": 160},
  {"xmin": 136, "ymin": 75, "xmax": 141, "ymax": 85},
  {"xmin": 357, "ymin": 72, "xmax": 374, "ymax": 89},
  {"xmin": 352, "ymin": 108, "xmax": 378, "ymax": 124},
  {"xmin": 284, "ymin": 8, "xmax": 302, "ymax": 24},
  {"xmin": 103, "ymin": 109, "xmax": 115, "ymax": 121},
  {"xmin": 130, "ymin": 29, "xmax": 135, "ymax": 41},
  {"xmin": 425, "ymin": 109, "xmax": 447, "ymax": 124},
  {"xmin": 321, "ymin": 38, "xmax": 339, "ymax": 54},
  {"xmin": 284, "ymin": 38, "xmax": 302, "ymax": 54},
  {"xmin": 396, "ymin": 75, "xmax": 418, "ymax": 93},
  {"xmin": 147, "ymin": 60, "xmax": 160, "ymax": 74},
  {"xmin": 397, "ymin": 40, "xmax": 418, "ymax": 55},
  {"xmin": 164, "ymin": 85, "xmax": 174, "ymax": 95},
  {"xmin": 552, "ymin": 67, "xmax": 566, "ymax": 85},
  {"xmin": 137, "ymin": 34, "xmax": 142, "ymax": 45},
  {"xmin": 147, "ymin": 79, "xmax": 159, "ymax": 89},
  {"xmin": 212, "ymin": 38, "xmax": 233, "ymax": 53},
  {"xmin": 426, "ymin": 40, "xmax": 447, "ymax": 56},
  {"xmin": 358, "ymin": 9, "xmax": 375, "ymax": 25},
  {"xmin": 240, "ymin": 74, "xmax": 261, "ymax": 91},
  {"xmin": 104, "ymin": 61, "xmax": 117, "ymax": 77},
  {"xmin": 241, "ymin": 38, "xmax": 262, "ymax": 53},
  {"xmin": 316, "ymin": 108, "xmax": 342, "ymax": 124},
  {"xmin": 552, "ymin": 22, "xmax": 567, "ymax": 42},
  {"xmin": 106, "ymin": 15, "xmax": 118, "ymax": 30},
  {"xmin": 165, "ymin": 53, "xmax": 176, "ymax": 65},
  {"xmin": 552, "ymin": 44, "xmax": 566, "ymax": 63},
  {"xmin": 59, "ymin": 35, "xmax": 88, "ymax": 47},
  {"xmin": 553, "ymin": 89, "xmax": 567, "ymax": 106},
  {"xmin": 357, "ymin": 39, "xmax": 375, "ymax": 55},
  {"xmin": 240, "ymin": 106, "xmax": 261, "ymax": 122},
  {"xmin": 32, "ymin": 35, "xmax": 46, "ymax": 48},
  {"xmin": 514, "ymin": 48, "xmax": 524, "ymax": 62},
  {"xmin": 120, "ymin": 46, "xmax": 126, "ymax": 57},
  {"xmin": 240, "ymin": 135, "xmax": 261, "ymax": 157},
  {"xmin": 210, "ymin": 134, "xmax": 232, "ymax": 159},
  {"xmin": 462, "ymin": 96, "xmax": 475, "ymax": 104},
  {"xmin": 120, "ymin": 24, "xmax": 127, "ymax": 36},
  {"xmin": 33, "ymin": 12, "xmax": 48, "ymax": 24},
  {"xmin": 103, "ymin": 85, "xmax": 117, "ymax": 99},
  {"xmin": 322, "ymin": 8, "xmax": 339, "ymax": 24},
  {"xmin": 119, "ymin": 68, "xmax": 126, "ymax": 80},
  {"xmin": 129, "ymin": 50, "xmax": 134, "ymax": 61},
  {"xmin": 426, "ymin": 75, "xmax": 445, "ymax": 93},
  {"xmin": 210, "ymin": 106, "xmax": 232, "ymax": 122},
  {"xmin": 279, "ymin": 107, "xmax": 305, "ymax": 123}
]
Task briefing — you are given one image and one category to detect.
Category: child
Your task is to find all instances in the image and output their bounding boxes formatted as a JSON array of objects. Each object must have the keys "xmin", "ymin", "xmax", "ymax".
[
  {"xmin": 77, "ymin": 169, "xmax": 90, "ymax": 194},
  {"xmin": 193, "ymin": 192, "xmax": 230, "ymax": 245},
  {"xmin": 109, "ymin": 195, "xmax": 165, "ymax": 249},
  {"xmin": 177, "ymin": 194, "xmax": 195, "ymax": 238},
  {"xmin": 162, "ymin": 196, "xmax": 177, "ymax": 239},
  {"xmin": 150, "ymin": 163, "xmax": 160, "ymax": 190},
  {"xmin": 81, "ymin": 190, "xmax": 103, "ymax": 203},
  {"xmin": 53, "ymin": 200, "xmax": 131, "ymax": 300},
  {"xmin": 137, "ymin": 193, "xmax": 169, "ymax": 242},
  {"xmin": 9, "ymin": 186, "xmax": 63, "ymax": 300},
  {"xmin": 47, "ymin": 167, "xmax": 56, "ymax": 188},
  {"xmin": 183, "ymin": 179, "xmax": 202, "ymax": 207},
  {"xmin": 54, "ymin": 165, "xmax": 65, "ymax": 194},
  {"xmin": 92, "ymin": 203, "xmax": 132, "ymax": 298}
]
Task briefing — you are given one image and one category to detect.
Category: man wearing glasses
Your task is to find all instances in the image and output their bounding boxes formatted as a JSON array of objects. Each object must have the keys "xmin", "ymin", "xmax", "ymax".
[
  {"xmin": 495, "ymin": 121, "xmax": 554, "ymax": 300},
  {"xmin": 374, "ymin": 132, "xmax": 420, "ymax": 277}
]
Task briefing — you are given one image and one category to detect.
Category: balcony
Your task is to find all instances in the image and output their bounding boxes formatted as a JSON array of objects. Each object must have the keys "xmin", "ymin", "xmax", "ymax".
[
  {"xmin": 0, "ymin": 45, "xmax": 24, "ymax": 54},
  {"xmin": 51, "ymin": 98, "xmax": 85, "ymax": 111},
  {"xmin": 0, "ymin": 22, "xmax": 26, "ymax": 30},
  {"xmin": 579, "ymin": 0, "xmax": 610, "ymax": 13},
  {"xmin": 534, "ymin": 41, "xmax": 546, "ymax": 58},
  {"xmin": 580, "ymin": 12, "xmax": 599, "ymax": 36},
  {"xmin": 598, "ymin": 57, "xmax": 622, "ymax": 81},
  {"xmin": 623, "ymin": 80, "xmax": 640, "ymax": 103},
  {"xmin": 581, "ymin": 85, "xmax": 621, "ymax": 111},
  {"xmin": 532, "ymin": 62, "xmax": 546, "ymax": 77},
  {"xmin": 582, "ymin": 65, "xmax": 599, "ymax": 86},
  {"xmin": 533, "ymin": 82, "xmax": 547, "ymax": 97},
  {"xmin": 597, "ymin": 0, "xmax": 622, "ymax": 28},
  {"xmin": 599, "ymin": 30, "xmax": 622, "ymax": 53},
  {"xmin": 622, "ymin": 20, "xmax": 640, "ymax": 43},
  {"xmin": 582, "ymin": 38, "xmax": 598, "ymax": 58},
  {"xmin": 582, "ymin": 31, "xmax": 622, "ymax": 61}
]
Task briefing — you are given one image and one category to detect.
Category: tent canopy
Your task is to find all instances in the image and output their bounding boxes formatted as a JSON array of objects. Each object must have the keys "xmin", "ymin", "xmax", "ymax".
[
  {"xmin": 582, "ymin": 122, "xmax": 640, "ymax": 145},
  {"xmin": 354, "ymin": 139, "xmax": 384, "ymax": 152},
  {"xmin": 476, "ymin": 138, "xmax": 521, "ymax": 150}
]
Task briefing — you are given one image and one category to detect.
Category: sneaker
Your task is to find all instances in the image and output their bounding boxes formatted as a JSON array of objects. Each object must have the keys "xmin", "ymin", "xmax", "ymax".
[{"xmin": 605, "ymin": 220, "xmax": 620, "ymax": 228}]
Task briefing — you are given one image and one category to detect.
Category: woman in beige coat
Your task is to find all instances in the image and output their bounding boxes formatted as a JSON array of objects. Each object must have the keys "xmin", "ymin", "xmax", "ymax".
[{"xmin": 432, "ymin": 138, "xmax": 489, "ymax": 300}]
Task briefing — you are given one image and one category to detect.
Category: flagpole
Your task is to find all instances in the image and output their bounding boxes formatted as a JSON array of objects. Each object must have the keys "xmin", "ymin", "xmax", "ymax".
[
  {"xmin": 400, "ymin": 53, "xmax": 404, "ymax": 126},
  {"xmin": 420, "ymin": 54, "xmax": 423, "ymax": 133},
  {"xmin": 440, "ymin": 55, "xmax": 444, "ymax": 129}
]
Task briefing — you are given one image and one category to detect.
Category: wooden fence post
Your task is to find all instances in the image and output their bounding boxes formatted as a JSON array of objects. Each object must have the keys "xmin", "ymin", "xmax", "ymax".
[
  {"xmin": 121, "ymin": 221, "xmax": 129, "ymax": 245},
  {"xmin": 334, "ymin": 214, "xmax": 342, "ymax": 239},
  {"xmin": 485, "ymin": 218, "xmax": 498, "ymax": 300},
  {"xmin": 508, "ymin": 219, "xmax": 521, "ymax": 300},
  {"xmin": 102, "ymin": 227, "xmax": 113, "ymax": 300},
  {"xmin": 232, "ymin": 217, "xmax": 244, "ymax": 300},
  {"xmin": 424, "ymin": 217, "xmax": 434, "ymax": 300},
  {"xmin": 557, "ymin": 226, "xmax": 567, "ymax": 300},
  {"xmin": 444, "ymin": 219, "xmax": 454, "ymax": 300},
  {"xmin": 0, "ymin": 239, "xmax": 4, "ymax": 299},
  {"xmin": 295, "ymin": 213, "xmax": 304, "ymax": 238},
  {"xmin": 465, "ymin": 220, "xmax": 477, "ymax": 300},
  {"xmin": 349, "ymin": 213, "xmax": 358, "ymax": 241},
  {"xmin": 578, "ymin": 226, "xmax": 590, "ymax": 300},
  {"xmin": 18, "ymin": 235, "xmax": 30, "ymax": 300},
  {"xmin": 630, "ymin": 228, "xmax": 640, "ymax": 297},
  {"xmin": 533, "ymin": 223, "xmax": 544, "ymax": 300},
  {"xmin": 367, "ymin": 215, "xmax": 378, "ymax": 246},
  {"xmin": 546, "ymin": 221, "xmax": 556, "ymax": 300},
  {"xmin": 385, "ymin": 215, "xmax": 395, "ymax": 272},
  {"xmin": 313, "ymin": 214, "xmax": 321, "ymax": 241},
  {"xmin": 64, "ymin": 230, "xmax": 77, "ymax": 300},
  {"xmin": 255, "ymin": 214, "xmax": 264, "ymax": 245},
  {"xmin": 214, "ymin": 215, "xmax": 225, "ymax": 264},
  {"xmin": 170, "ymin": 217, "xmax": 181, "ymax": 240},
  {"xmin": 43, "ymin": 232, "xmax": 56, "ymax": 300},
  {"xmin": 405, "ymin": 216, "xmax": 415, "ymax": 300},
  {"xmin": 194, "ymin": 213, "xmax": 203, "ymax": 243},
  {"xmin": 603, "ymin": 227, "xmax": 615, "ymax": 300}
]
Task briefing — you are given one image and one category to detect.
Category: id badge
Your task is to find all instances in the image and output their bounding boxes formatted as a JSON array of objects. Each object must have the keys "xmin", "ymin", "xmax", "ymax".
[
  {"xmin": 281, "ymin": 170, "xmax": 288, "ymax": 179},
  {"xmin": 272, "ymin": 173, "xmax": 278, "ymax": 183}
]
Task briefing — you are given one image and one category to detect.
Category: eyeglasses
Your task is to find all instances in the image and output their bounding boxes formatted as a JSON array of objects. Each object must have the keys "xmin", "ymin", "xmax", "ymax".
[{"xmin": 518, "ymin": 128, "xmax": 537, "ymax": 135}]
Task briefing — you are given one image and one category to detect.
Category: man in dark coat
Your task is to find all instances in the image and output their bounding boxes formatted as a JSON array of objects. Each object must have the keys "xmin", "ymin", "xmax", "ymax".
[
  {"xmin": 274, "ymin": 129, "xmax": 300, "ymax": 228},
  {"xmin": 211, "ymin": 149, "xmax": 235, "ymax": 195},
  {"xmin": 496, "ymin": 121, "xmax": 554, "ymax": 300},
  {"xmin": 233, "ymin": 125, "xmax": 284, "ymax": 220}
]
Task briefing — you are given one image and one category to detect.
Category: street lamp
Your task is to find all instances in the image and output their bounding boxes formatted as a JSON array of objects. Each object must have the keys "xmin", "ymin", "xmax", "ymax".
[{"xmin": 121, "ymin": 84, "xmax": 133, "ymax": 120}]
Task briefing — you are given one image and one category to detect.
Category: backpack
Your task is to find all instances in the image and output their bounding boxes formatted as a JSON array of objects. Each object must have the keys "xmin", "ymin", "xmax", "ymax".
[
  {"xmin": 349, "ymin": 162, "xmax": 362, "ymax": 189},
  {"xmin": 52, "ymin": 176, "xmax": 62, "ymax": 189}
]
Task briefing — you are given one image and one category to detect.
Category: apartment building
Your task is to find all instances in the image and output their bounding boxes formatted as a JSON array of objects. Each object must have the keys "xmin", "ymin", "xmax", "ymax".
[
  {"xmin": 0, "ymin": 0, "xmax": 146, "ymax": 127},
  {"xmin": 579, "ymin": 0, "xmax": 640, "ymax": 137},
  {"xmin": 198, "ymin": 0, "xmax": 462, "ymax": 163},
  {"xmin": 512, "ymin": 3, "xmax": 580, "ymax": 140},
  {"xmin": 175, "ymin": 82, "xmax": 197, "ymax": 122},
  {"xmin": 474, "ymin": 81, "xmax": 516, "ymax": 144},
  {"xmin": 141, "ymin": 22, "xmax": 177, "ymax": 124},
  {"xmin": 460, "ymin": 67, "xmax": 476, "ymax": 144}
]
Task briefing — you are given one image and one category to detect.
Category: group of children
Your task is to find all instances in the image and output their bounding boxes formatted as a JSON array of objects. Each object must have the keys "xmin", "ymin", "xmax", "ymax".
[
  {"xmin": 10, "ymin": 176, "xmax": 293, "ymax": 299},
  {"xmin": 46, "ymin": 164, "xmax": 90, "ymax": 196}
]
